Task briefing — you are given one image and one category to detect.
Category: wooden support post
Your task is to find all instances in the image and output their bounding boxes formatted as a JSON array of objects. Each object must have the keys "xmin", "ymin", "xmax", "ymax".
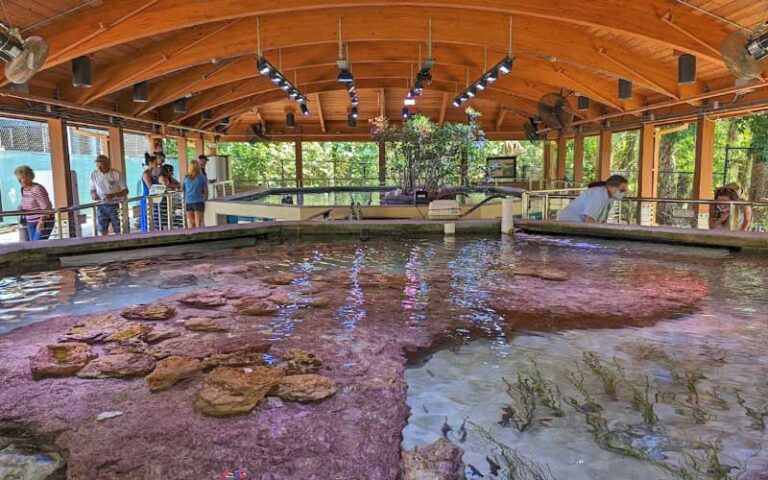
[
  {"xmin": 598, "ymin": 130, "xmax": 612, "ymax": 181},
  {"xmin": 48, "ymin": 118, "xmax": 74, "ymax": 237},
  {"xmin": 556, "ymin": 136, "xmax": 567, "ymax": 183},
  {"xmin": 151, "ymin": 137, "xmax": 164, "ymax": 153},
  {"xmin": 693, "ymin": 115, "xmax": 715, "ymax": 228},
  {"xmin": 543, "ymin": 141, "xmax": 555, "ymax": 183},
  {"xmin": 573, "ymin": 134, "xmax": 585, "ymax": 185},
  {"xmin": 637, "ymin": 123, "xmax": 657, "ymax": 225},
  {"xmin": 378, "ymin": 142, "xmax": 386, "ymax": 186},
  {"xmin": 295, "ymin": 140, "xmax": 303, "ymax": 188},
  {"xmin": 107, "ymin": 125, "xmax": 126, "ymax": 173},
  {"xmin": 177, "ymin": 137, "xmax": 189, "ymax": 178},
  {"xmin": 48, "ymin": 119, "xmax": 73, "ymax": 209},
  {"xmin": 193, "ymin": 138, "xmax": 204, "ymax": 158}
]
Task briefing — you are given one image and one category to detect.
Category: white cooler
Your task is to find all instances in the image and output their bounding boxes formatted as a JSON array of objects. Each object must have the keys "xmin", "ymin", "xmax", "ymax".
[{"xmin": 428, "ymin": 200, "xmax": 461, "ymax": 220}]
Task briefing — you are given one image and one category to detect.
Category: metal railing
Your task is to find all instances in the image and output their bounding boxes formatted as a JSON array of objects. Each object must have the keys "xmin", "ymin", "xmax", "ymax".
[
  {"xmin": 210, "ymin": 180, "xmax": 235, "ymax": 199},
  {"xmin": 521, "ymin": 191, "xmax": 768, "ymax": 232},
  {"xmin": 0, "ymin": 191, "xmax": 188, "ymax": 243}
]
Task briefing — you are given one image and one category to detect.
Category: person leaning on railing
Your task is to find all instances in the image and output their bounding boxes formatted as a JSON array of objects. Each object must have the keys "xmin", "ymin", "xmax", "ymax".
[
  {"xmin": 709, "ymin": 183, "xmax": 753, "ymax": 231},
  {"xmin": 14, "ymin": 165, "xmax": 53, "ymax": 241},
  {"xmin": 557, "ymin": 175, "xmax": 629, "ymax": 223},
  {"xmin": 90, "ymin": 155, "xmax": 129, "ymax": 236}
]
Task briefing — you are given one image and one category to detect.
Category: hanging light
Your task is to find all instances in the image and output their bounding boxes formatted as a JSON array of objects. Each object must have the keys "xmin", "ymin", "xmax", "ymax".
[
  {"xmin": 402, "ymin": 107, "xmax": 410, "ymax": 120},
  {"xmin": 498, "ymin": 56, "xmax": 514, "ymax": 74},
  {"xmin": 453, "ymin": 55, "xmax": 512, "ymax": 107},
  {"xmin": 337, "ymin": 69, "xmax": 354, "ymax": 83},
  {"xmin": 300, "ymin": 103, "xmax": 310, "ymax": 116},
  {"xmin": 257, "ymin": 57, "xmax": 272, "ymax": 75}
]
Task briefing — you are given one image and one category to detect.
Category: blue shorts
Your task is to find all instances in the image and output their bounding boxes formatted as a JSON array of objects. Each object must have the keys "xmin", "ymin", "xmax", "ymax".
[{"xmin": 186, "ymin": 202, "xmax": 205, "ymax": 212}]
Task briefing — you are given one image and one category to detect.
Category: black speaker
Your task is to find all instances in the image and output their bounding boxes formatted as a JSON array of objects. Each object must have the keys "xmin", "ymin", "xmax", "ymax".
[
  {"xmin": 9, "ymin": 82, "xmax": 29, "ymax": 94},
  {"xmin": 577, "ymin": 96, "xmax": 590, "ymax": 111},
  {"xmin": 220, "ymin": 117, "xmax": 230, "ymax": 126},
  {"xmin": 71, "ymin": 56, "xmax": 92, "ymax": 88},
  {"xmin": 132, "ymin": 82, "xmax": 149, "ymax": 102},
  {"xmin": 618, "ymin": 79, "xmax": 632, "ymax": 100},
  {"xmin": 173, "ymin": 98, "xmax": 187, "ymax": 114},
  {"xmin": 286, "ymin": 112, "xmax": 296, "ymax": 127},
  {"xmin": 202, "ymin": 109, "xmax": 213, "ymax": 120},
  {"xmin": 678, "ymin": 54, "xmax": 697, "ymax": 84}
]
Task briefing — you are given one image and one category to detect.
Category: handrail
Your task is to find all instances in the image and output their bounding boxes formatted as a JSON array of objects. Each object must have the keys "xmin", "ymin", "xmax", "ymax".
[
  {"xmin": 534, "ymin": 194, "xmax": 768, "ymax": 207},
  {"xmin": 0, "ymin": 192, "xmax": 180, "ymax": 219}
]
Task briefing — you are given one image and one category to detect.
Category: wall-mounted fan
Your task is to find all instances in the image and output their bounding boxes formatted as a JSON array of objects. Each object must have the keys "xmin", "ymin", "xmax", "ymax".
[
  {"xmin": 537, "ymin": 93, "xmax": 574, "ymax": 132},
  {"xmin": 0, "ymin": 24, "xmax": 49, "ymax": 84},
  {"xmin": 524, "ymin": 117, "xmax": 541, "ymax": 143},
  {"xmin": 721, "ymin": 26, "xmax": 768, "ymax": 81}
]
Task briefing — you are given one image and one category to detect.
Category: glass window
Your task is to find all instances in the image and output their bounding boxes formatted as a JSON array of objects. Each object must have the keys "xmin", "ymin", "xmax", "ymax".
[
  {"xmin": 124, "ymin": 132, "xmax": 151, "ymax": 197},
  {"xmin": 0, "ymin": 118, "xmax": 53, "ymax": 225},
  {"xmin": 67, "ymin": 126, "xmax": 108, "ymax": 205}
]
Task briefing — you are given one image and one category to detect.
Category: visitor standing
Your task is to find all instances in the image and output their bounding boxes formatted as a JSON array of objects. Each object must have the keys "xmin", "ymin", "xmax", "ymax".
[
  {"xmin": 709, "ymin": 184, "xmax": 753, "ymax": 231},
  {"xmin": 558, "ymin": 175, "xmax": 629, "ymax": 223},
  {"xmin": 183, "ymin": 160, "xmax": 208, "ymax": 228},
  {"xmin": 89, "ymin": 155, "xmax": 128, "ymax": 235},
  {"xmin": 158, "ymin": 164, "xmax": 181, "ymax": 190},
  {"xmin": 15, "ymin": 165, "xmax": 53, "ymax": 241},
  {"xmin": 197, "ymin": 155, "xmax": 212, "ymax": 183},
  {"xmin": 152, "ymin": 151, "xmax": 167, "ymax": 179},
  {"xmin": 140, "ymin": 153, "xmax": 160, "ymax": 232}
]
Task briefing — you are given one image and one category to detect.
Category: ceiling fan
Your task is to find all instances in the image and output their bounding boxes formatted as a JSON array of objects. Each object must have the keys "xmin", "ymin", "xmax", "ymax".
[
  {"xmin": 0, "ymin": 23, "xmax": 49, "ymax": 84},
  {"xmin": 537, "ymin": 92, "xmax": 575, "ymax": 133},
  {"xmin": 720, "ymin": 26, "xmax": 768, "ymax": 81}
]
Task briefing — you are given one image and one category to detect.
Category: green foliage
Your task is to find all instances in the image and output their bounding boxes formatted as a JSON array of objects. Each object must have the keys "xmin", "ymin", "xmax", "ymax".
[{"xmin": 371, "ymin": 110, "xmax": 486, "ymax": 194}]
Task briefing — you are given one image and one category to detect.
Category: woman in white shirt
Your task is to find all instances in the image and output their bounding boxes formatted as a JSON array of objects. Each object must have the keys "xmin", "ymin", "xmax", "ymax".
[{"xmin": 558, "ymin": 175, "xmax": 629, "ymax": 223}]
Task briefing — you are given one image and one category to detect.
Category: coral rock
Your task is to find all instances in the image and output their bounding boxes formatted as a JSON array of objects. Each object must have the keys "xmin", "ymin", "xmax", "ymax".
[
  {"xmin": 511, "ymin": 266, "xmax": 569, "ymax": 282},
  {"xmin": 265, "ymin": 271, "xmax": 299, "ymax": 285},
  {"xmin": 202, "ymin": 338, "xmax": 272, "ymax": 369},
  {"xmin": 77, "ymin": 353, "xmax": 156, "ymax": 379},
  {"xmin": 267, "ymin": 293, "xmax": 292, "ymax": 305},
  {"xmin": 185, "ymin": 317, "xmax": 229, "ymax": 332},
  {"xmin": 60, "ymin": 314, "xmax": 124, "ymax": 343},
  {"xmin": 143, "ymin": 328, "xmax": 181, "ymax": 344},
  {"xmin": 105, "ymin": 322, "xmax": 153, "ymax": 342},
  {"xmin": 283, "ymin": 349, "xmax": 323, "ymax": 375},
  {"xmin": 121, "ymin": 304, "xmax": 176, "ymax": 321},
  {"xmin": 105, "ymin": 338, "xmax": 148, "ymax": 355},
  {"xmin": 274, "ymin": 374, "xmax": 337, "ymax": 403},
  {"xmin": 29, "ymin": 342, "xmax": 97, "ymax": 380},
  {"xmin": 401, "ymin": 438, "xmax": 466, "ymax": 480},
  {"xmin": 179, "ymin": 294, "xmax": 226, "ymax": 309},
  {"xmin": 145, "ymin": 356, "xmax": 202, "ymax": 392},
  {"xmin": 194, "ymin": 366, "xmax": 284, "ymax": 417},
  {"xmin": 234, "ymin": 298, "xmax": 279, "ymax": 316}
]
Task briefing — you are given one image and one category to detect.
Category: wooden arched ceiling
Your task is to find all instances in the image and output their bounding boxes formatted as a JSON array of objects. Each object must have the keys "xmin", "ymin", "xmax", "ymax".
[{"xmin": 3, "ymin": 0, "xmax": 768, "ymax": 139}]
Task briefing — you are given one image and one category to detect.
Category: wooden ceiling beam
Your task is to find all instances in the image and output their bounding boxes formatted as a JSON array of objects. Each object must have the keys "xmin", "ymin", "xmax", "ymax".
[
  {"xmin": 495, "ymin": 106, "xmax": 508, "ymax": 131},
  {"xmin": 33, "ymin": 0, "xmax": 729, "ymax": 73},
  {"xmin": 314, "ymin": 93, "xmax": 326, "ymax": 133},
  {"xmin": 55, "ymin": 9, "xmax": 698, "ymax": 105},
  {"xmin": 439, "ymin": 92, "xmax": 449, "ymax": 126}
]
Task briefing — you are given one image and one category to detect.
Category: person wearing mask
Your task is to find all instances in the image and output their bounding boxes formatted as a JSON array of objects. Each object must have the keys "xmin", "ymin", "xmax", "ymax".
[
  {"xmin": 15, "ymin": 165, "xmax": 53, "ymax": 241},
  {"xmin": 709, "ymin": 184, "xmax": 753, "ymax": 231},
  {"xmin": 183, "ymin": 160, "xmax": 208, "ymax": 228},
  {"xmin": 140, "ymin": 153, "xmax": 160, "ymax": 232},
  {"xmin": 158, "ymin": 164, "xmax": 181, "ymax": 190},
  {"xmin": 558, "ymin": 175, "xmax": 629, "ymax": 223},
  {"xmin": 89, "ymin": 155, "xmax": 128, "ymax": 236}
]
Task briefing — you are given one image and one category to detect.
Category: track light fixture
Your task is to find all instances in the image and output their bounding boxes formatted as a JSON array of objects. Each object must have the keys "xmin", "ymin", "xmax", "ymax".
[
  {"xmin": 453, "ymin": 18, "xmax": 515, "ymax": 108},
  {"xmin": 405, "ymin": 18, "xmax": 435, "ymax": 104},
  {"xmin": 300, "ymin": 103, "xmax": 310, "ymax": 116},
  {"xmin": 348, "ymin": 112, "xmax": 357, "ymax": 128},
  {"xmin": 255, "ymin": 18, "xmax": 308, "ymax": 109},
  {"xmin": 336, "ymin": 19, "xmax": 359, "ymax": 115},
  {"xmin": 402, "ymin": 107, "xmax": 410, "ymax": 120}
]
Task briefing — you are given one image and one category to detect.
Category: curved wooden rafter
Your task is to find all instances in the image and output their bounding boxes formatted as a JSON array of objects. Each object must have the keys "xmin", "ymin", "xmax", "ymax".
[
  {"xmin": 34, "ymin": 0, "xmax": 731, "ymax": 73},
  {"xmin": 57, "ymin": 8, "xmax": 703, "ymax": 108}
]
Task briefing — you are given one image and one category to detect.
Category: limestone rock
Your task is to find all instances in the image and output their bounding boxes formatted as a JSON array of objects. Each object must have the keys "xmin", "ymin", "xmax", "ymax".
[
  {"xmin": 311, "ymin": 270, "xmax": 352, "ymax": 286},
  {"xmin": 145, "ymin": 356, "xmax": 202, "ymax": 392},
  {"xmin": 77, "ymin": 353, "xmax": 156, "ymax": 379},
  {"xmin": 202, "ymin": 339, "xmax": 271, "ymax": 369},
  {"xmin": 194, "ymin": 366, "xmax": 284, "ymax": 417},
  {"xmin": 234, "ymin": 298, "xmax": 279, "ymax": 316},
  {"xmin": 179, "ymin": 294, "xmax": 226, "ymax": 309},
  {"xmin": 267, "ymin": 293, "xmax": 292, "ymax": 306},
  {"xmin": 105, "ymin": 338, "xmax": 148, "ymax": 355},
  {"xmin": 216, "ymin": 265, "xmax": 250, "ymax": 275},
  {"xmin": 147, "ymin": 336, "xmax": 215, "ymax": 360},
  {"xmin": 154, "ymin": 272, "xmax": 197, "ymax": 288},
  {"xmin": 359, "ymin": 272, "xmax": 407, "ymax": 290},
  {"xmin": 401, "ymin": 438, "xmax": 466, "ymax": 480},
  {"xmin": 274, "ymin": 374, "xmax": 336, "ymax": 403},
  {"xmin": 185, "ymin": 317, "xmax": 229, "ymax": 332},
  {"xmin": 0, "ymin": 445, "xmax": 65, "ymax": 480},
  {"xmin": 511, "ymin": 266, "xmax": 569, "ymax": 282},
  {"xmin": 60, "ymin": 314, "xmax": 124, "ymax": 343},
  {"xmin": 305, "ymin": 296, "xmax": 330, "ymax": 308},
  {"xmin": 143, "ymin": 328, "xmax": 181, "ymax": 344},
  {"xmin": 121, "ymin": 304, "xmax": 176, "ymax": 321},
  {"xmin": 283, "ymin": 349, "xmax": 322, "ymax": 375},
  {"xmin": 29, "ymin": 343, "xmax": 97, "ymax": 380},
  {"xmin": 265, "ymin": 271, "xmax": 299, "ymax": 285},
  {"xmin": 105, "ymin": 322, "xmax": 153, "ymax": 342}
]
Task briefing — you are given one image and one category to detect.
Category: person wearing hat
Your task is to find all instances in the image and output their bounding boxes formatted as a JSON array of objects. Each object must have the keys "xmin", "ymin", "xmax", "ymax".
[
  {"xmin": 709, "ymin": 182, "xmax": 753, "ymax": 231},
  {"xmin": 90, "ymin": 155, "xmax": 129, "ymax": 235}
]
